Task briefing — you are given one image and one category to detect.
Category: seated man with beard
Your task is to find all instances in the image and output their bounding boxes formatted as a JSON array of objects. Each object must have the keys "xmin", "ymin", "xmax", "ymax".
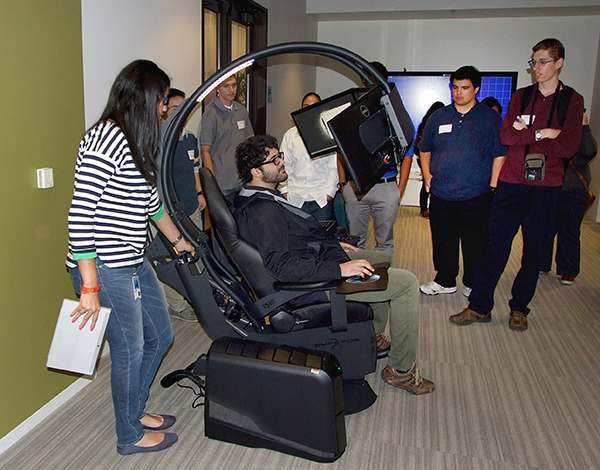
[{"xmin": 231, "ymin": 135, "xmax": 435, "ymax": 395}]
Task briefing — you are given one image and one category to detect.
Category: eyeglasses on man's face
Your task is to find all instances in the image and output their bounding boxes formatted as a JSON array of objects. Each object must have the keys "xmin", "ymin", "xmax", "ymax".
[
  {"xmin": 528, "ymin": 59, "xmax": 557, "ymax": 68},
  {"xmin": 259, "ymin": 151, "xmax": 284, "ymax": 167}
]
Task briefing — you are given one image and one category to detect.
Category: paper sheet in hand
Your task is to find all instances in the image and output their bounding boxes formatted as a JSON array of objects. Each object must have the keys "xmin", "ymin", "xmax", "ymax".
[{"xmin": 47, "ymin": 299, "xmax": 111, "ymax": 375}]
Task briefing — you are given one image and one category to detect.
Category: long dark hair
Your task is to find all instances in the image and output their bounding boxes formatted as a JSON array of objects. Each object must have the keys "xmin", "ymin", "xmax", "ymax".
[
  {"xmin": 95, "ymin": 60, "xmax": 170, "ymax": 185},
  {"xmin": 414, "ymin": 101, "xmax": 445, "ymax": 154}
]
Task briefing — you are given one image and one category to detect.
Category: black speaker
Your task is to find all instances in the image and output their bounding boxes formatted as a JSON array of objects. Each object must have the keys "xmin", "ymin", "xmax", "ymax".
[{"xmin": 205, "ymin": 337, "xmax": 347, "ymax": 462}]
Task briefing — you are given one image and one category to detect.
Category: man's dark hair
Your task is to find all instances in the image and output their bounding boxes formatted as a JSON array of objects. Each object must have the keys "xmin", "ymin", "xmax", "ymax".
[
  {"xmin": 236, "ymin": 135, "xmax": 279, "ymax": 183},
  {"xmin": 450, "ymin": 65, "xmax": 481, "ymax": 90},
  {"xmin": 301, "ymin": 92, "xmax": 321, "ymax": 105},
  {"xmin": 481, "ymin": 96, "xmax": 502, "ymax": 114},
  {"xmin": 533, "ymin": 38, "xmax": 565, "ymax": 61},
  {"xmin": 167, "ymin": 88, "xmax": 186, "ymax": 100}
]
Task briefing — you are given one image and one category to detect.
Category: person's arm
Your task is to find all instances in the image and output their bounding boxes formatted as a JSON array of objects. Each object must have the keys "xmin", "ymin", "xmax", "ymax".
[
  {"xmin": 195, "ymin": 173, "xmax": 206, "ymax": 211},
  {"xmin": 337, "ymin": 154, "xmax": 347, "ymax": 187},
  {"xmin": 325, "ymin": 153, "xmax": 340, "ymax": 200},
  {"xmin": 152, "ymin": 210, "xmax": 195, "ymax": 256},
  {"xmin": 420, "ymin": 151, "xmax": 432, "ymax": 192},
  {"xmin": 490, "ymin": 156, "xmax": 506, "ymax": 188},
  {"xmin": 70, "ymin": 258, "xmax": 102, "ymax": 331},
  {"xmin": 398, "ymin": 156, "xmax": 412, "ymax": 196},
  {"xmin": 278, "ymin": 129, "xmax": 292, "ymax": 196},
  {"xmin": 500, "ymin": 89, "xmax": 583, "ymax": 159},
  {"xmin": 339, "ymin": 259, "xmax": 374, "ymax": 278},
  {"xmin": 200, "ymin": 145, "xmax": 214, "ymax": 174},
  {"xmin": 68, "ymin": 132, "xmax": 114, "ymax": 330}
]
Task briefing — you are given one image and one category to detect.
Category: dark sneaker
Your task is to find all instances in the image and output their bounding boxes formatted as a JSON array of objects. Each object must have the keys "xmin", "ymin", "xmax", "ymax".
[
  {"xmin": 449, "ymin": 307, "xmax": 491, "ymax": 325},
  {"xmin": 381, "ymin": 364, "xmax": 435, "ymax": 394},
  {"xmin": 509, "ymin": 310, "xmax": 528, "ymax": 331}
]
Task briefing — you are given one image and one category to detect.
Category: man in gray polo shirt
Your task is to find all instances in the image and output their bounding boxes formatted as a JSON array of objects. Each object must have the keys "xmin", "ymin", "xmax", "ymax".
[{"xmin": 200, "ymin": 74, "xmax": 254, "ymax": 196}]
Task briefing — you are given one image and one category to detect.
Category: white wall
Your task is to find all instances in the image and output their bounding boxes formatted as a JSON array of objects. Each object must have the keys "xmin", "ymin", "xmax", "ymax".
[
  {"xmin": 316, "ymin": 16, "xmax": 599, "ymax": 104},
  {"xmin": 81, "ymin": 0, "xmax": 202, "ymax": 132},
  {"xmin": 260, "ymin": 0, "xmax": 318, "ymax": 142}
]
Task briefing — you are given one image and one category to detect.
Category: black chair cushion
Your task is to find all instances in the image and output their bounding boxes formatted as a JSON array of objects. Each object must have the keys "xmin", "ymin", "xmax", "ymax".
[{"xmin": 291, "ymin": 301, "xmax": 373, "ymax": 329}]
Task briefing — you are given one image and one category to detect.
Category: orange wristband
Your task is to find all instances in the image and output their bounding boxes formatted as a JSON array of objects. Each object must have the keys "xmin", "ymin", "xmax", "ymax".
[{"xmin": 81, "ymin": 285, "xmax": 101, "ymax": 294}]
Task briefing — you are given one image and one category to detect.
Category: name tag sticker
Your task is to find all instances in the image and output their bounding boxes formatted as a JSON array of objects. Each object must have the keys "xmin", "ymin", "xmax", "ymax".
[
  {"xmin": 521, "ymin": 115, "xmax": 534, "ymax": 125},
  {"xmin": 439, "ymin": 124, "xmax": 452, "ymax": 134},
  {"xmin": 237, "ymin": 120, "xmax": 246, "ymax": 130}
]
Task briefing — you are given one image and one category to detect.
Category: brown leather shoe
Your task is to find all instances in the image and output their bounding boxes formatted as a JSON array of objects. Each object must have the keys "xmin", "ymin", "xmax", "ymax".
[
  {"xmin": 381, "ymin": 364, "xmax": 435, "ymax": 394},
  {"xmin": 509, "ymin": 310, "xmax": 528, "ymax": 331},
  {"xmin": 449, "ymin": 307, "xmax": 491, "ymax": 325}
]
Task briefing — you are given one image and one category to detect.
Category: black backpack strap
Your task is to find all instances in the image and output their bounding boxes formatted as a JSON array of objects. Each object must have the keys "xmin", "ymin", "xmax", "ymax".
[
  {"xmin": 557, "ymin": 85, "xmax": 575, "ymax": 127},
  {"xmin": 519, "ymin": 84, "xmax": 536, "ymax": 117}
]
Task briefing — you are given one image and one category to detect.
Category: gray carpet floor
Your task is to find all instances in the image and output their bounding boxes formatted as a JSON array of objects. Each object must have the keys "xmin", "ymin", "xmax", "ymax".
[{"xmin": 2, "ymin": 206, "xmax": 600, "ymax": 470}]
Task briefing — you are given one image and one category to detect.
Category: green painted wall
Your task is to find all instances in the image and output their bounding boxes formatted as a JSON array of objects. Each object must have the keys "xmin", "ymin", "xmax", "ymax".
[{"xmin": 0, "ymin": 2, "xmax": 86, "ymax": 438}]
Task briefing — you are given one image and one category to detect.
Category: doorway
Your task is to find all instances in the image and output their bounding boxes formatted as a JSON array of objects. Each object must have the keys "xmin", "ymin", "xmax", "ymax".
[{"xmin": 203, "ymin": 0, "xmax": 267, "ymax": 133}]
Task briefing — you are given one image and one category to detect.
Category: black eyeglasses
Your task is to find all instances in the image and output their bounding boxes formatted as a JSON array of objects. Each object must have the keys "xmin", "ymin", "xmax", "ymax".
[
  {"xmin": 259, "ymin": 151, "xmax": 284, "ymax": 167},
  {"xmin": 163, "ymin": 96, "xmax": 169, "ymax": 105}
]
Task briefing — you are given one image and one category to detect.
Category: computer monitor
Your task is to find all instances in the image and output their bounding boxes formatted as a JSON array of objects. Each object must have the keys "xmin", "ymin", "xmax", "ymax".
[
  {"xmin": 291, "ymin": 88, "xmax": 367, "ymax": 159},
  {"xmin": 327, "ymin": 86, "xmax": 411, "ymax": 193}
]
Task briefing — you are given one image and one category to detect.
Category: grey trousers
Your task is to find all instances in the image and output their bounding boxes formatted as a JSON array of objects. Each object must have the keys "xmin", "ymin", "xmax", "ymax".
[
  {"xmin": 346, "ymin": 250, "xmax": 419, "ymax": 371},
  {"xmin": 343, "ymin": 182, "xmax": 400, "ymax": 260}
]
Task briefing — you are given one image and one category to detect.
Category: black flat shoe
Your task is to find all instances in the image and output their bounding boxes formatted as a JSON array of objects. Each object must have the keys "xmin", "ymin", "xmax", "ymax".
[
  {"xmin": 117, "ymin": 432, "xmax": 178, "ymax": 455},
  {"xmin": 141, "ymin": 414, "xmax": 176, "ymax": 431}
]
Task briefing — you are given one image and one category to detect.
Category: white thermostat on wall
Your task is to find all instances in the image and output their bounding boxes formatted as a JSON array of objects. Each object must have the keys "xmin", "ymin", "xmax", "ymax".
[{"xmin": 37, "ymin": 168, "xmax": 54, "ymax": 189}]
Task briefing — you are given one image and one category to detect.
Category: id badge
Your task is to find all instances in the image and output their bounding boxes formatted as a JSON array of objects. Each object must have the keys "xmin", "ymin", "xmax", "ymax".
[{"xmin": 132, "ymin": 276, "xmax": 142, "ymax": 300}]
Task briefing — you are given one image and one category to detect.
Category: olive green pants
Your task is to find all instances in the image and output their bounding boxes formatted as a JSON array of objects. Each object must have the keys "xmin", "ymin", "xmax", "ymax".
[{"xmin": 346, "ymin": 250, "xmax": 419, "ymax": 371}]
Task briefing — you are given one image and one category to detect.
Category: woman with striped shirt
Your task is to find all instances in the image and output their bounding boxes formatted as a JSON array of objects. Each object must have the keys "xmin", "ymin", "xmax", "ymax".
[{"xmin": 67, "ymin": 60, "xmax": 194, "ymax": 455}]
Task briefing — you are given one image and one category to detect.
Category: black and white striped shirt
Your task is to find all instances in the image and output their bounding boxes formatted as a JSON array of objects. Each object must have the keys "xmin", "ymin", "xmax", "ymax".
[{"xmin": 67, "ymin": 121, "xmax": 163, "ymax": 269}]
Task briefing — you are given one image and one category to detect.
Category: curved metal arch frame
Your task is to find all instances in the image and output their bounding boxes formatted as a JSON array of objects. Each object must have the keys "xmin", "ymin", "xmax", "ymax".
[{"xmin": 159, "ymin": 41, "xmax": 391, "ymax": 246}]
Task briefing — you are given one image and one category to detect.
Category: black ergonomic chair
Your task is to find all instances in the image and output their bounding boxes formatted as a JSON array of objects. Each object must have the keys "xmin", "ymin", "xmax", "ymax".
[
  {"xmin": 149, "ymin": 167, "xmax": 378, "ymax": 385},
  {"xmin": 152, "ymin": 42, "xmax": 414, "ymax": 416}
]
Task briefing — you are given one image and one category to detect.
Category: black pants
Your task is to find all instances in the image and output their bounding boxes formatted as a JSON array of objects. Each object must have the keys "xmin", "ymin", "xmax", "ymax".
[
  {"xmin": 429, "ymin": 191, "xmax": 493, "ymax": 288},
  {"xmin": 469, "ymin": 181, "xmax": 560, "ymax": 315},
  {"xmin": 540, "ymin": 187, "xmax": 588, "ymax": 277}
]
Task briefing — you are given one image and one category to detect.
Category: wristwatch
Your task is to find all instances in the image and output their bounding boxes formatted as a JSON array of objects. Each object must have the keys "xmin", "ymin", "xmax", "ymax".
[
  {"xmin": 535, "ymin": 130, "xmax": 542, "ymax": 142},
  {"xmin": 337, "ymin": 181, "xmax": 347, "ymax": 189}
]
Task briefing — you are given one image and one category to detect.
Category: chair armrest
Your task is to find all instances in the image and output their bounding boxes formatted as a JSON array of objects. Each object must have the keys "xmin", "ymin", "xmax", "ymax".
[{"xmin": 272, "ymin": 279, "xmax": 339, "ymax": 291}]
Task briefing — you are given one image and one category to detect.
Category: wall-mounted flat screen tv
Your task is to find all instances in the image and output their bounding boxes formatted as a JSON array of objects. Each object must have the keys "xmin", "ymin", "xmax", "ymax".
[{"xmin": 387, "ymin": 71, "xmax": 518, "ymax": 134}]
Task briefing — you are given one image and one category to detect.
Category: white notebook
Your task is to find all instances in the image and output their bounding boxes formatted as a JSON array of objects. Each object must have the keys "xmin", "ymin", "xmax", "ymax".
[{"xmin": 47, "ymin": 299, "xmax": 111, "ymax": 376}]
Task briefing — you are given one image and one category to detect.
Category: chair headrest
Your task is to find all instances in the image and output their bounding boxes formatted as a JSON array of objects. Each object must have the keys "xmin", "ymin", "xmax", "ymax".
[{"xmin": 199, "ymin": 168, "xmax": 277, "ymax": 297}]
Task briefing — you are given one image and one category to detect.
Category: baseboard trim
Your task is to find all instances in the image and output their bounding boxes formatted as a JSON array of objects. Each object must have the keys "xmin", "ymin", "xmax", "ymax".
[{"xmin": 0, "ymin": 376, "xmax": 93, "ymax": 456}]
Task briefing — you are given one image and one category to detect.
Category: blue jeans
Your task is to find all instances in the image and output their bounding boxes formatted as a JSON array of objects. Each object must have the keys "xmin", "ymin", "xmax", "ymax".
[
  {"xmin": 468, "ymin": 181, "xmax": 560, "ymax": 315},
  {"xmin": 69, "ymin": 257, "xmax": 173, "ymax": 447}
]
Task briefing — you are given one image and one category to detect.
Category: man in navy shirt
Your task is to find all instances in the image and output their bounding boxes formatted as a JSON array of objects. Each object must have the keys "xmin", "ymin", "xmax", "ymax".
[{"xmin": 418, "ymin": 66, "xmax": 506, "ymax": 298}]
